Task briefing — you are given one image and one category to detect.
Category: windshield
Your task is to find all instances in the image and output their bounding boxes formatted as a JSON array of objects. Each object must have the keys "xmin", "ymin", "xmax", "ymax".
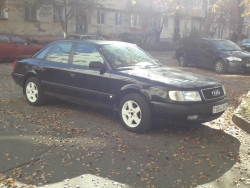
[
  {"xmin": 213, "ymin": 40, "xmax": 241, "ymax": 51},
  {"xmin": 100, "ymin": 44, "xmax": 161, "ymax": 69}
]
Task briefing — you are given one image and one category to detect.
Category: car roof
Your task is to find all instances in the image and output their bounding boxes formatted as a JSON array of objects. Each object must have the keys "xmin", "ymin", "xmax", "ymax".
[
  {"xmin": 0, "ymin": 33, "xmax": 17, "ymax": 35},
  {"xmin": 67, "ymin": 34, "xmax": 99, "ymax": 37},
  {"xmin": 56, "ymin": 39, "xmax": 134, "ymax": 46},
  {"xmin": 195, "ymin": 38, "xmax": 229, "ymax": 42}
]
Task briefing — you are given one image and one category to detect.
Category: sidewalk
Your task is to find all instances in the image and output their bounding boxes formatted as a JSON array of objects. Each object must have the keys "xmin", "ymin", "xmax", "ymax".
[{"xmin": 232, "ymin": 91, "xmax": 250, "ymax": 134}]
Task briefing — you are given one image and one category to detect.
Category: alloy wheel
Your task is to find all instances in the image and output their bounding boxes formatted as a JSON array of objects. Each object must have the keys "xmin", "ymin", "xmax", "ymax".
[
  {"xmin": 26, "ymin": 82, "xmax": 38, "ymax": 103},
  {"xmin": 121, "ymin": 100, "xmax": 142, "ymax": 128},
  {"xmin": 215, "ymin": 61, "xmax": 224, "ymax": 73},
  {"xmin": 179, "ymin": 55, "xmax": 186, "ymax": 67}
]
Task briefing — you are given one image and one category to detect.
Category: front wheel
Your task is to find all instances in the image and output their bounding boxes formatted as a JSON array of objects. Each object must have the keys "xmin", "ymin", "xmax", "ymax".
[
  {"xmin": 215, "ymin": 60, "xmax": 227, "ymax": 74},
  {"xmin": 25, "ymin": 77, "xmax": 45, "ymax": 106},
  {"xmin": 178, "ymin": 54, "xmax": 187, "ymax": 67},
  {"xmin": 119, "ymin": 93, "xmax": 152, "ymax": 133}
]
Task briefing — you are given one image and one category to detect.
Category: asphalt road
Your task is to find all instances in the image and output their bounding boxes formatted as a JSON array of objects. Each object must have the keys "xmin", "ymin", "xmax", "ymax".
[{"xmin": 0, "ymin": 53, "xmax": 250, "ymax": 188}]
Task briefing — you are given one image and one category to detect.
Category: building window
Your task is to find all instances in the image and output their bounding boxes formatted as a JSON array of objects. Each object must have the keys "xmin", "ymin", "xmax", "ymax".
[
  {"xmin": 115, "ymin": 12, "xmax": 122, "ymax": 26},
  {"xmin": 0, "ymin": 8, "xmax": 8, "ymax": 19},
  {"xmin": 97, "ymin": 11, "xmax": 105, "ymax": 25},
  {"xmin": 192, "ymin": 0, "xmax": 202, "ymax": 9},
  {"xmin": 131, "ymin": 14, "xmax": 140, "ymax": 27},
  {"xmin": 163, "ymin": 17, "xmax": 168, "ymax": 29},
  {"xmin": 53, "ymin": 5, "xmax": 65, "ymax": 22},
  {"xmin": 25, "ymin": 5, "xmax": 38, "ymax": 21}
]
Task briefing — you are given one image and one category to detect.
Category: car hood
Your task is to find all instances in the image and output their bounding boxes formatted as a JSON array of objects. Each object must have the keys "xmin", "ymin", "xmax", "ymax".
[
  {"xmin": 121, "ymin": 67, "xmax": 220, "ymax": 89},
  {"xmin": 241, "ymin": 43, "xmax": 250, "ymax": 46},
  {"xmin": 221, "ymin": 50, "xmax": 250, "ymax": 58}
]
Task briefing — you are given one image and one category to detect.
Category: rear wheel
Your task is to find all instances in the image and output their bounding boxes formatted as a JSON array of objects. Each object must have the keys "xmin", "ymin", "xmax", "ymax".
[
  {"xmin": 25, "ymin": 77, "xmax": 45, "ymax": 106},
  {"xmin": 215, "ymin": 60, "xmax": 227, "ymax": 74},
  {"xmin": 178, "ymin": 54, "xmax": 187, "ymax": 67},
  {"xmin": 119, "ymin": 93, "xmax": 152, "ymax": 133}
]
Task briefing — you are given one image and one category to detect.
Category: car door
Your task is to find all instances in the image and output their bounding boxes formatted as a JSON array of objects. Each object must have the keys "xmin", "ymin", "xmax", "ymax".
[
  {"xmin": 38, "ymin": 41, "xmax": 74, "ymax": 95},
  {"xmin": 198, "ymin": 40, "xmax": 215, "ymax": 68},
  {"xmin": 0, "ymin": 34, "xmax": 15, "ymax": 60},
  {"xmin": 183, "ymin": 39, "xmax": 200, "ymax": 65},
  {"xmin": 10, "ymin": 35, "xmax": 30, "ymax": 58},
  {"xmin": 67, "ymin": 42, "xmax": 113, "ymax": 109}
]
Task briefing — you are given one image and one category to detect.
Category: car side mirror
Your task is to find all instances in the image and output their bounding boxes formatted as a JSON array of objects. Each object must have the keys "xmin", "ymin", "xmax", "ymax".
[{"xmin": 89, "ymin": 61, "xmax": 105, "ymax": 69}]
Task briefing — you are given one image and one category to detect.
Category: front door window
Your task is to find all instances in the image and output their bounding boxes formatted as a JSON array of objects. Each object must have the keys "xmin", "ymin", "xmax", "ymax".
[{"xmin": 73, "ymin": 43, "xmax": 104, "ymax": 66}]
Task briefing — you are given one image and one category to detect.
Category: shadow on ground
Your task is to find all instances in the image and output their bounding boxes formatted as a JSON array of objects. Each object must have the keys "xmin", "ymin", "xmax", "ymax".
[{"xmin": 0, "ymin": 98, "xmax": 240, "ymax": 188}]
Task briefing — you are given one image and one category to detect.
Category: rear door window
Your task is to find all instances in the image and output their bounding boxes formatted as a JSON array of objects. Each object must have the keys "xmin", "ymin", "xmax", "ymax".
[
  {"xmin": 200, "ymin": 41, "xmax": 212, "ymax": 50},
  {"xmin": 0, "ymin": 35, "xmax": 10, "ymax": 44},
  {"xmin": 46, "ymin": 42, "xmax": 73, "ymax": 63},
  {"xmin": 185, "ymin": 39, "xmax": 200, "ymax": 48}
]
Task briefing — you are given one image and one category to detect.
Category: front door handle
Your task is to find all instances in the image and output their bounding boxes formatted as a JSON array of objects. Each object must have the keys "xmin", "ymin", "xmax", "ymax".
[{"xmin": 70, "ymin": 72, "xmax": 75, "ymax": 77}]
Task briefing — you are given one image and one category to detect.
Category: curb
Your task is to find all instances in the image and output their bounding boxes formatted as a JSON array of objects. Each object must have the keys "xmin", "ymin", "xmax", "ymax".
[{"xmin": 232, "ymin": 91, "xmax": 250, "ymax": 134}]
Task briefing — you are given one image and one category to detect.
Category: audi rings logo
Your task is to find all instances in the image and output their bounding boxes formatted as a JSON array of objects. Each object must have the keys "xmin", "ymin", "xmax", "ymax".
[{"xmin": 212, "ymin": 89, "xmax": 221, "ymax": 97}]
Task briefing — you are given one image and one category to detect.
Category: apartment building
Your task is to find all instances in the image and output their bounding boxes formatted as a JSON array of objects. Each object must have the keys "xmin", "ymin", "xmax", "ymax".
[{"xmin": 0, "ymin": 0, "xmax": 215, "ymax": 43}]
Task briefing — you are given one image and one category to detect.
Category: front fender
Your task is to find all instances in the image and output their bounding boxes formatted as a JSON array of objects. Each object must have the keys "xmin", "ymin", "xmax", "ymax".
[{"xmin": 117, "ymin": 84, "xmax": 152, "ymax": 102}]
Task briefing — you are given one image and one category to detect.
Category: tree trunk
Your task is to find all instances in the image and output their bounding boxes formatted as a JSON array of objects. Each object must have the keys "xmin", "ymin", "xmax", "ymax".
[
  {"xmin": 83, "ymin": 13, "xmax": 89, "ymax": 34},
  {"xmin": 221, "ymin": 24, "xmax": 225, "ymax": 38},
  {"xmin": 201, "ymin": 11, "xmax": 216, "ymax": 37},
  {"xmin": 201, "ymin": 0, "xmax": 218, "ymax": 38},
  {"xmin": 237, "ymin": 0, "xmax": 244, "ymax": 45},
  {"xmin": 173, "ymin": 12, "xmax": 180, "ymax": 44}
]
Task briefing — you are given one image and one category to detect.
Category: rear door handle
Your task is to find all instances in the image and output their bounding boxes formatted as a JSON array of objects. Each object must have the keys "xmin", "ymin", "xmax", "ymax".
[{"xmin": 70, "ymin": 72, "xmax": 75, "ymax": 77}]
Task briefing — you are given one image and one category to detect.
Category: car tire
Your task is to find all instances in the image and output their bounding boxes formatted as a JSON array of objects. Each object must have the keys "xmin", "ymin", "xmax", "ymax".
[
  {"xmin": 25, "ymin": 77, "xmax": 45, "ymax": 106},
  {"xmin": 119, "ymin": 93, "xmax": 152, "ymax": 133},
  {"xmin": 178, "ymin": 54, "xmax": 187, "ymax": 67},
  {"xmin": 215, "ymin": 60, "xmax": 227, "ymax": 74}
]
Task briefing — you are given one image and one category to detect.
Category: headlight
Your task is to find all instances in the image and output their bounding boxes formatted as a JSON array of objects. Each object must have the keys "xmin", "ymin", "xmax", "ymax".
[
  {"xmin": 226, "ymin": 56, "xmax": 242, "ymax": 61},
  {"xmin": 169, "ymin": 91, "xmax": 202, "ymax": 102}
]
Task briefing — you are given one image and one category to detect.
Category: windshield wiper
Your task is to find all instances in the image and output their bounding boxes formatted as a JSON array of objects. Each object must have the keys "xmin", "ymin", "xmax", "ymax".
[
  {"xmin": 143, "ymin": 64, "xmax": 163, "ymax": 68},
  {"xmin": 116, "ymin": 64, "xmax": 162, "ymax": 69}
]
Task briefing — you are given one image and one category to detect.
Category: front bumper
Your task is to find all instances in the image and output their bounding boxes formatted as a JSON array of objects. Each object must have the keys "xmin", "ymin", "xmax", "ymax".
[
  {"xmin": 241, "ymin": 46, "xmax": 250, "ymax": 52},
  {"xmin": 226, "ymin": 61, "xmax": 250, "ymax": 72},
  {"xmin": 151, "ymin": 97, "xmax": 228, "ymax": 123},
  {"xmin": 12, "ymin": 72, "xmax": 24, "ymax": 87}
]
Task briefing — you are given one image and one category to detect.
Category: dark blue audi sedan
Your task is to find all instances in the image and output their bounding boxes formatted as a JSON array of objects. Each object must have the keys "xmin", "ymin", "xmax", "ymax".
[{"xmin": 12, "ymin": 40, "xmax": 228, "ymax": 133}]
